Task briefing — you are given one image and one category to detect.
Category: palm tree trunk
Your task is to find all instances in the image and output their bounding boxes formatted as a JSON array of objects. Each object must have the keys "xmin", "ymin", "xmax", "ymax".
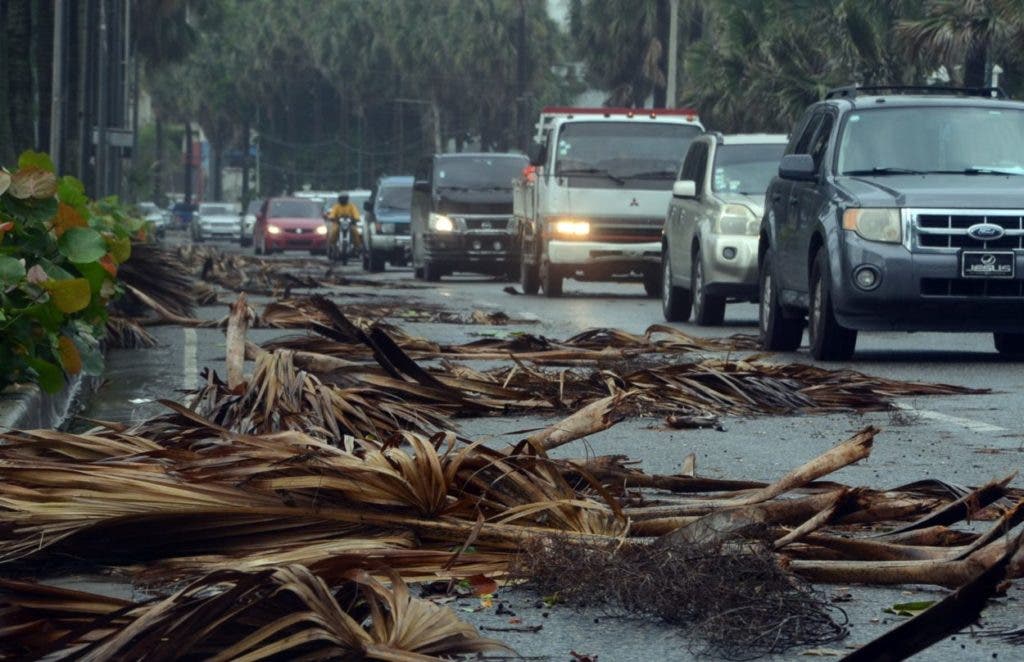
[
  {"xmin": 0, "ymin": 0, "xmax": 14, "ymax": 165},
  {"xmin": 212, "ymin": 141, "xmax": 223, "ymax": 200}
]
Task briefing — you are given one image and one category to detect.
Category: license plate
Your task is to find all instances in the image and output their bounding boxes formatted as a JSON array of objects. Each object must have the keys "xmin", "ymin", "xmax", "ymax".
[{"xmin": 962, "ymin": 251, "xmax": 1015, "ymax": 278}]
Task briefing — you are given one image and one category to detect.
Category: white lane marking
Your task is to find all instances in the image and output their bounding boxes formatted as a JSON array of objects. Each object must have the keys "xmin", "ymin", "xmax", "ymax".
[
  {"xmin": 183, "ymin": 328, "xmax": 198, "ymax": 391},
  {"xmin": 894, "ymin": 403, "xmax": 1006, "ymax": 434}
]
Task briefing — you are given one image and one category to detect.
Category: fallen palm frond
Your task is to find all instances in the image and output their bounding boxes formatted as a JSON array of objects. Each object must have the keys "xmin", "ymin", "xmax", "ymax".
[
  {"xmin": 512, "ymin": 536, "xmax": 848, "ymax": 661},
  {"xmin": 114, "ymin": 242, "xmax": 197, "ymax": 318},
  {"xmin": 262, "ymin": 297, "xmax": 534, "ymax": 328},
  {"xmin": 0, "ymin": 565, "xmax": 507, "ymax": 661},
  {"xmin": 105, "ymin": 316, "xmax": 158, "ymax": 349}
]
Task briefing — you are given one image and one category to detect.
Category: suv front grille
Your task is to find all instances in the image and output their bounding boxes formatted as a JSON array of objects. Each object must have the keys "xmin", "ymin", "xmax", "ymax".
[
  {"xmin": 921, "ymin": 277, "xmax": 1024, "ymax": 298},
  {"xmin": 913, "ymin": 212, "xmax": 1024, "ymax": 250}
]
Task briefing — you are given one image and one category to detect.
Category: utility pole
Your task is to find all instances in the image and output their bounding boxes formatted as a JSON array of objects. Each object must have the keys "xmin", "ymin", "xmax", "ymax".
[
  {"xmin": 184, "ymin": 122, "xmax": 193, "ymax": 205},
  {"xmin": 97, "ymin": 0, "xmax": 109, "ymax": 195},
  {"xmin": 666, "ymin": 0, "xmax": 680, "ymax": 108},
  {"xmin": 50, "ymin": 0, "xmax": 65, "ymax": 171},
  {"xmin": 515, "ymin": 0, "xmax": 528, "ymax": 150}
]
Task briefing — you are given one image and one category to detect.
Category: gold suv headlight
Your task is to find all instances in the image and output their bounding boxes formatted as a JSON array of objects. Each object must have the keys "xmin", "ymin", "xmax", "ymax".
[
  {"xmin": 553, "ymin": 219, "xmax": 590, "ymax": 236},
  {"xmin": 429, "ymin": 213, "xmax": 455, "ymax": 232},
  {"xmin": 714, "ymin": 204, "xmax": 759, "ymax": 236},
  {"xmin": 842, "ymin": 208, "xmax": 901, "ymax": 243}
]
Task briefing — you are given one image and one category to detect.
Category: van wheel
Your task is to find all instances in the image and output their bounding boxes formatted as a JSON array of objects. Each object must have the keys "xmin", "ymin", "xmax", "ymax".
[
  {"xmin": 758, "ymin": 249, "xmax": 803, "ymax": 351},
  {"xmin": 808, "ymin": 248, "xmax": 857, "ymax": 360},
  {"xmin": 521, "ymin": 258, "xmax": 540, "ymax": 295},
  {"xmin": 661, "ymin": 250, "xmax": 691, "ymax": 322},
  {"xmin": 540, "ymin": 258, "xmax": 562, "ymax": 297},
  {"xmin": 994, "ymin": 332, "xmax": 1024, "ymax": 356},
  {"xmin": 423, "ymin": 260, "xmax": 442, "ymax": 282},
  {"xmin": 691, "ymin": 247, "xmax": 726, "ymax": 325}
]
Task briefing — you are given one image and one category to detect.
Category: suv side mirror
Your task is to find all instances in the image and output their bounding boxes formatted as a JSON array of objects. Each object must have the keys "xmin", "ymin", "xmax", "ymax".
[
  {"xmin": 413, "ymin": 179, "xmax": 430, "ymax": 193},
  {"xmin": 672, "ymin": 180, "xmax": 697, "ymax": 198},
  {"xmin": 528, "ymin": 143, "xmax": 546, "ymax": 167},
  {"xmin": 779, "ymin": 154, "xmax": 816, "ymax": 181}
]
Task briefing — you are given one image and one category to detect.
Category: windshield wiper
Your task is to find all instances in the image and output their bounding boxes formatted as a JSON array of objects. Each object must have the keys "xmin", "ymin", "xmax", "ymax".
[
  {"xmin": 843, "ymin": 167, "xmax": 926, "ymax": 176},
  {"xmin": 557, "ymin": 168, "xmax": 625, "ymax": 185},
  {"xmin": 622, "ymin": 170, "xmax": 677, "ymax": 180},
  {"xmin": 926, "ymin": 167, "xmax": 1024, "ymax": 176}
]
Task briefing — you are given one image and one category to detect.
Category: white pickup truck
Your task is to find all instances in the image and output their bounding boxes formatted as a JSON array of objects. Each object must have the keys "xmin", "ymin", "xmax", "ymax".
[{"xmin": 513, "ymin": 107, "xmax": 704, "ymax": 296}]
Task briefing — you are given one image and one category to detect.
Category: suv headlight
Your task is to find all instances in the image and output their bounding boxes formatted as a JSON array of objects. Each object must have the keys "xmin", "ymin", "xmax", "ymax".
[
  {"xmin": 843, "ymin": 208, "xmax": 901, "ymax": 243},
  {"xmin": 714, "ymin": 204, "xmax": 759, "ymax": 236},
  {"xmin": 429, "ymin": 213, "xmax": 455, "ymax": 232}
]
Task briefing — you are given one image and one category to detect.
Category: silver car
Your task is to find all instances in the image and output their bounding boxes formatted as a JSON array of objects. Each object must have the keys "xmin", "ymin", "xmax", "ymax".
[
  {"xmin": 193, "ymin": 202, "xmax": 242, "ymax": 242},
  {"xmin": 662, "ymin": 133, "xmax": 787, "ymax": 325}
]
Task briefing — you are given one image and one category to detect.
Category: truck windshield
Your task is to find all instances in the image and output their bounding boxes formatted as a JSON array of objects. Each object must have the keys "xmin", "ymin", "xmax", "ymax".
[
  {"xmin": 837, "ymin": 107, "xmax": 1024, "ymax": 176},
  {"xmin": 555, "ymin": 122, "xmax": 702, "ymax": 186},
  {"xmin": 712, "ymin": 143, "xmax": 787, "ymax": 194},
  {"xmin": 376, "ymin": 185, "xmax": 412, "ymax": 211},
  {"xmin": 436, "ymin": 156, "xmax": 527, "ymax": 190}
]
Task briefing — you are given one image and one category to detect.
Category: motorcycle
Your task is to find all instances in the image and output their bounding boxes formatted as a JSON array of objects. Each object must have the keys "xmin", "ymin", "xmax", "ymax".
[{"xmin": 327, "ymin": 215, "xmax": 353, "ymax": 264}]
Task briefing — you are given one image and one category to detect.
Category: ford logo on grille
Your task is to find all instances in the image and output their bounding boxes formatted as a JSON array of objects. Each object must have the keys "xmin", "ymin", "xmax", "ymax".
[{"xmin": 967, "ymin": 223, "xmax": 1004, "ymax": 241}]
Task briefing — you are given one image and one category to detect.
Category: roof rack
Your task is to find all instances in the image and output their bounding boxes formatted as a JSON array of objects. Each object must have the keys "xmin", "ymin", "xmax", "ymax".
[{"xmin": 825, "ymin": 85, "xmax": 1008, "ymax": 100}]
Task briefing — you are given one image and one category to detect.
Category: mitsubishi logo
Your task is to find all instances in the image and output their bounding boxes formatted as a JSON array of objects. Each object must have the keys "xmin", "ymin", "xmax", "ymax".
[{"xmin": 629, "ymin": 197, "xmax": 639, "ymax": 207}]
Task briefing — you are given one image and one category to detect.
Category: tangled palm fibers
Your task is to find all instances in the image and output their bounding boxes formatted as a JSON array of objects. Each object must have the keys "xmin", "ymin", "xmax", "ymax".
[{"xmin": 513, "ymin": 537, "xmax": 848, "ymax": 660}]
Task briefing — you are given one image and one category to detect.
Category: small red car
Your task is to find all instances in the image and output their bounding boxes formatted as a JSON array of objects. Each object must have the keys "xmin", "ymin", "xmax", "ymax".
[{"xmin": 253, "ymin": 197, "xmax": 328, "ymax": 254}]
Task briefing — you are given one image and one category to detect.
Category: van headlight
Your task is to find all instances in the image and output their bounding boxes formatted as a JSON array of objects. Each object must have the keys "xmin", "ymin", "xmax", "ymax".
[
  {"xmin": 842, "ymin": 208, "xmax": 901, "ymax": 243},
  {"xmin": 429, "ymin": 213, "xmax": 455, "ymax": 232},
  {"xmin": 714, "ymin": 204, "xmax": 759, "ymax": 236},
  {"xmin": 553, "ymin": 219, "xmax": 590, "ymax": 236}
]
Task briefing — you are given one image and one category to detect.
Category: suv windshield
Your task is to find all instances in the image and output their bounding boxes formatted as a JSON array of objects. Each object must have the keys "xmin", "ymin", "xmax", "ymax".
[
  {"xmin": 712, "ymin": 143, "xmax": 787, "ymax": 194},
  {"xmin": 269, "ymin": 199, "xmax": 322, "ymax": 218},
  {"xmin": 436, "ymin": 156, "xmax": 526, "ymax": 190},
  {"xmin": 837, "ymin": 107, "xmax": 1024, "ymax": 176},
  {"xmin": 377, "ymin": 185, "xmax": 412, "ymax": 211},
  {"xmin": 200, "ymin": 205, "xmax": 233, "ymax": 215},
  {"xmin": 555, "ymin": 121, "xmax": 702, "ymax": 187}
]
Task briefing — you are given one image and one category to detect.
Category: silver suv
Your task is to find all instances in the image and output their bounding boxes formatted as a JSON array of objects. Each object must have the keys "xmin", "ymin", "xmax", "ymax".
[{"xmin": 662, "ymin": 133, "xmax": 787, "ymax": 324}]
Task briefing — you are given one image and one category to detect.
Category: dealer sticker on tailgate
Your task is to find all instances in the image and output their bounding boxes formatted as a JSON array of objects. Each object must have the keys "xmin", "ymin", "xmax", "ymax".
[{"xmin": 962, "ymin": 251, "xmax": 1015, "ymax": 278}]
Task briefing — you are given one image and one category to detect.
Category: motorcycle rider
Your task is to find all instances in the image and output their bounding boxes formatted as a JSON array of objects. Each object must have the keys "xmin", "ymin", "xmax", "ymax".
[{"xmin": 325, "ymin": 193, "xmax": 361, "ymax": 258}]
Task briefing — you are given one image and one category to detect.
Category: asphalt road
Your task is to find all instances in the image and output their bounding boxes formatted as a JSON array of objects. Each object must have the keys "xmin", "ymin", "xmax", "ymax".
[{"xmin": 76, "ymin": 234, "xmax": 1024, "ymax": 661}]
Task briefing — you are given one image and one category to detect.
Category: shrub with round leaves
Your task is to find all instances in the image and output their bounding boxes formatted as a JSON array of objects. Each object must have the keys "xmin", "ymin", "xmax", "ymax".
[{"xmin": 0, "ymin": 151, "xmax": 145, "ymax": 393}]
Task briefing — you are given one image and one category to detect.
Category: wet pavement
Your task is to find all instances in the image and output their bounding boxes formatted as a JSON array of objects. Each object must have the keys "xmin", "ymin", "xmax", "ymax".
[{"xmin": 70, "ymin": 232, "xmax": 1024, "ymax": 661}]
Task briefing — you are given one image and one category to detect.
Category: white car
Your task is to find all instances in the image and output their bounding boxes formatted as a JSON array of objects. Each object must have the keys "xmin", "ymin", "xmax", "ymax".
[
  {"xmin": 662, "ymin": 133, "xmax": 788, "ymax": 324},
  {"xmin": 192, "ymin": 202, "xmax": 242, "ymax": 242},
  {"xmin": 136, "ymin": 202, "xmax": 168, "ymax": 238},
  {"xmin": 240, "ymin": 200, "xmax": 260, "ymax": 246}
]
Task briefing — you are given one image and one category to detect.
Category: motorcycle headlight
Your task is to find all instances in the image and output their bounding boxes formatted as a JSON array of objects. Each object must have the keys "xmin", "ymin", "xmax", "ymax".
[
  {"xmin": 714, "ymin": 204, "xmax": 759, "ymax": 236},
  {"xmin": 553, "ymin": 219, "xmax": 590, "ymax": 236},
  {"xmin": 429, "ymin": 213, "xmax": 455, "ymax": 232},
  {"xmin": 267, "ymin": 225, "xmax": 282, "ymax": 235},
  {"xmin": 316, "ymin": 225, "xmax": 328, "ymax": 235},
  {"xmin": 842, "ymin": 208, "xmax": 901, "ymax": 243}
]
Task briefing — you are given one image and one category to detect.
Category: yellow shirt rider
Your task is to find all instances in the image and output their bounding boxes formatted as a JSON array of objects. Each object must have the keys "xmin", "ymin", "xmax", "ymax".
[{"xmin": 325, "ymin": 194, "xmax": 361, "ymax": 247}]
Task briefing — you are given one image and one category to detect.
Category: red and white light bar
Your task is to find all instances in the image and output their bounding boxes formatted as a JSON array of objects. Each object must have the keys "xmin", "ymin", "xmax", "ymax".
[{"xmin": 541, "ymin": 106, "xmax": 700, "ymax": 118}]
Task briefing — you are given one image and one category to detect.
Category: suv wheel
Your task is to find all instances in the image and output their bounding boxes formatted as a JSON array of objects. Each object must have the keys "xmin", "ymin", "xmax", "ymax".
[
  {"xmin": 642, "ymin": 270, "xmax": 661, "ymax": 298},
  {"xmin": 423, "ymin": 260, "xmax": 442, "ymax": 282},
  {"xmin": 368, "ymin": 251, "xmax": 386, "ymax": 272},
  {"xmin": 808, "ymin": 248, "xmax": 857, "ymax": 360},
  {"xmin": 521, "ymin": 257, "xmax": 540, "ymax": 295},
  {"xmin": 691, "ymin": 247, "xmax": 726, "ymax": 326},
  {"xmin": 758, "ymin": 249, "xmax": 803, "ymax": 351},
  {"xmin": 661, "ymin": 251, "xmax": 691, "ymax": 322},
  {"xmin": 994, "ymin": 332, "xmax": 1024, "ymax": 356},
  {"xmin": 540, "ymin": 257, "xmax": 563, "ymax": 297}
]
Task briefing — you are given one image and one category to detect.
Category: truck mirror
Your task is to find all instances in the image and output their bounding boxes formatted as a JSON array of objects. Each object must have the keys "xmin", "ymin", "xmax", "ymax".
[
  {"xmin": 672, "ymin": 180, "xmax": 697, "ymax": 198},
  {"xmin": 413, "ymin": 180, "xmax": 431, "ymax": 193},
  {"xmin": 778, "ymin": 154, "xmax": 816, "ymax": 181},
  {"xmin": 528, "ymin": 143, "xmax": 546, "ymax": 167}
]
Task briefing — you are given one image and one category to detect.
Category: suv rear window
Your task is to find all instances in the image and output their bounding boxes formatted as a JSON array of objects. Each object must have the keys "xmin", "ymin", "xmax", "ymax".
[
  {"xmin": 712, "ymin": 143, "xmax": 786, "ymax": 194},
  {"xmin": 837, "ymin": 106, "xmax": 1024, "ymax": 175},
  {"xmin": 269, "ymin": 199, "xmax": 322, "ymax": 218}
]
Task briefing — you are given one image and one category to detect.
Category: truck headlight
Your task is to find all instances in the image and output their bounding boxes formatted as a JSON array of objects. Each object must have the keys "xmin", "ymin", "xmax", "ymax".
[
  {"xmin": 553, "ymin": 219, "xmax": 590, "ymax": 236},
  {"xmin": 267, "ymin": 225, "xmax": 282, "ymax": 235},
  {"xmin": 714, "ymin": 204, "xmax": 759, "ymax": 236},
  {"xmin": 429, "ymin": 213, "xmax": 454, "ymax": 232},
  {"xmin": 843, "ymin": 208, "xmax": 901, "ymax": 243},
  {"xmin": 316, "ymin": 225, "xmax": 328, "ymax": 235}
]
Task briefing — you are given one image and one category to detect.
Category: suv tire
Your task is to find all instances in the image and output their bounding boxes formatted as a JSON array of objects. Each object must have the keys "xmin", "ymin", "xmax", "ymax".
[
  {"xmin": 691, "ymin": 247, "xmax": 726, "ymax": 326},
  {"xmin": 521, "ymin": 258, "xmax": 540, "ymax": 295},
  {"xmin": 809, "ymin": 248, "xmax": 857, "ymax": 360},
  {"xmin": 368, "ymin": 251, "xmax": 386, "ymax": 272},
  {"xmin": 758, "ymin": 249, "xmax": 803, "ymax": 351},
  {"xmin": 661, "ymin": 251, "xmax": 691, "ymax": 322},
  {"xmin": 642, "ymin": 271, "xmax": 661, "ymax": 298},
  {"xmin": 423, "ymin": 260, "xmax": 442, "ymax": 282},
  {"xmin": 994, "ymin": 332, "xmax": 1024, "ymax": 356},
  {"xmin": 540, "ymin": 257, "xmax": 563, "ymax": 297}
]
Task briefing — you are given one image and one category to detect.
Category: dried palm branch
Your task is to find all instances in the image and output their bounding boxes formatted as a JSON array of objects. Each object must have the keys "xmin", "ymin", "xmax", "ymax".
[
  {"xmin": 114, "ymin": 242, "xmax": 197, "ymax": 318},
  {"xmin": 104, "ymin": 316, "xmax": 158, "ymax": 349},
  {"xmin": 0, "ymin": 565, "xmax": 507, "ymax": 661}
]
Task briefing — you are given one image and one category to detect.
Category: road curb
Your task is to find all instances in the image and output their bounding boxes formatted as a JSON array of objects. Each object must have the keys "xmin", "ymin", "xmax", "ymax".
[{"xmin": 0, "ymin": 374, "xmax": 98, "ymax": 431}]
